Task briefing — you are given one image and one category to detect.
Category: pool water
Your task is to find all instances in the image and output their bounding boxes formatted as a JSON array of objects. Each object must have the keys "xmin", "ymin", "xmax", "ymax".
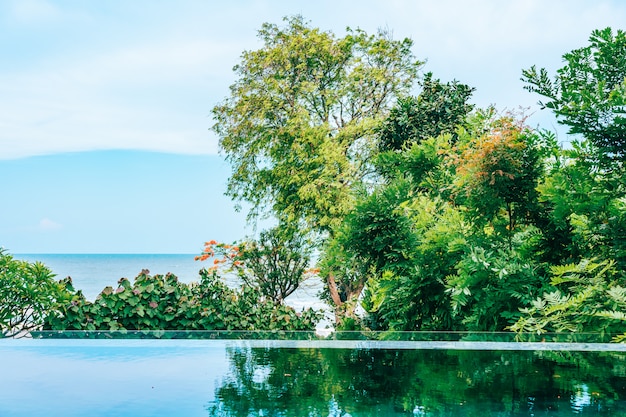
[{"xmin": 1, "ymin": 338, "xmax": 626, "ymax": 416}]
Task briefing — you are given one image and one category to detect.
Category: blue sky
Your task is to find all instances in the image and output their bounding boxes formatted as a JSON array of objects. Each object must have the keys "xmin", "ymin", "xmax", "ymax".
[{"xmin": 2, "ymin": 0, "xmax": 626, "ymax": 253}]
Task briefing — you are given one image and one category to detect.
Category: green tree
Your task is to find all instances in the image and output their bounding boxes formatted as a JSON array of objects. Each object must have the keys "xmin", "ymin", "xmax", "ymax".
[
  {"xmin": 213, "ymin": 16, "xmax": 422, "ymax": 324},
  {"xmin": 453, "ymin": 112, "xmax": 545, "ymax": 247},
  {"xmin": 321, "ymin": 76, "xmax": 474, "ymax": 328},
  {"xmin": 377, "ymin": 72, "xmax": 474, "ymax": 152},
  {"xmin": 213, "ymin": 15, "xmax": 422, "ymax": 233},
  {"xmin": 446, "ymin": 237, "xmax": 547, "ymax": 331},
  {"xmin": 357, "ymin": 110, "xmax": 552, "ymax": 331},
  {"xmin": 318, "ymin": 179, "xmax": 416, "ymax": 327},
  {"xmin": 197, "ymin": 225, "xmax": 313, "ymax": 304},
  {"xmin": 522, "ymin": 27, "xmax": 626, "ymax": 168},
  {"xmin": 363, "ymin": 194, "xmax": 468, "ymax": 331},
  {"xmin": 524, "ymin": 27, "xmax": 626, "ymax": 270}
]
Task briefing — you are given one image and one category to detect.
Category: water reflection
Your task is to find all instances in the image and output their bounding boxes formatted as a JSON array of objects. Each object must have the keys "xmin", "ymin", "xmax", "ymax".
[{"xmin": 208, "ymin": 348, "xmax": 626, "ymax": 416}]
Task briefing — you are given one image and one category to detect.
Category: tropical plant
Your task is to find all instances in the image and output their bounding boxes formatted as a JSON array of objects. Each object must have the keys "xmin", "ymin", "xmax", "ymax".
[
  {"xmin": 363, "ymin": 194, "xmax": 468, "ymax": 331},
  {"xmin": 509, "ymin": 259, "xmax": 626, "ymax": 341},
  {"xmin": 0, "ymin": 249, "xmax": 68, "ymax": 337},
  {"xmin": 446, "ymin": 236, "xmax": 547, "ymax": 331},
  {"xmin": 212, "ymin": 16, "xmax": 422, "ymax": 324},
  {"xmin": 44, "ymin": 268, "xmax": 320, "ymax": 332},
  {"xmin": 452, "ymin": 112, "xmax": 545, "ymax": 246}
]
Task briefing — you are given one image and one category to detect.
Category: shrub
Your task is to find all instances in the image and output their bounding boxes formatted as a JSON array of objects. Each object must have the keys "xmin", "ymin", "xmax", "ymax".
[
  {"xmin": 509, "ymin": 259, "xmax": 626, "ymax": 341},
  {"xmin": 44, "ymin": 268, "xmax": 321, "ymax": 332},
  {"xmin": 0, "ymin": 249, "xmax": 69, "ymax": 337}
]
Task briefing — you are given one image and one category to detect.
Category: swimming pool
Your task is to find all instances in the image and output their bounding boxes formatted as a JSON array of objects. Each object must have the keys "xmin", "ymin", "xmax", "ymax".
[{"xmin": 2, "ymin": 334, "xmax": 626, "ymax": 416}]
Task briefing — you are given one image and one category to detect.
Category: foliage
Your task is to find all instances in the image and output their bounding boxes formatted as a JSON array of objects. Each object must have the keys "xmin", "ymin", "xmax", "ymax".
[
  {"xmin": 317, "ymin": 228, "xmax": 372, "ymax": 327},
  {"xmin": 509, "ymin": 259, "xmax": 626, "ymax": 341},
  {"xmin": 213, "ymin": 15, "xmax": 422, "ymax": 233},
  {"xmin": 374, "ymin": 135, "xmax": 448, "ymax": 189},
  {"xmin": 522, "ymin": 27, "xmax": 626, "ymax": 167},
  {"xmin": 363, "ymin": 195, "xmax": 468, "ymax": 331},
  {"xmin": 44, "ymin": 269, "xmax": 320, "ymax": 332},
  {"xmin": 445, "ymin": 234, "xmax": 547, "ymax": 331},
  {"xmin": 534, "ymin": 139, "xmax": 626, "ymax": 270},
  {"xmin": 0, "ymin": 249, "xmax": 69, "ymax": 337},
  {"xmin": 353, "ymin": 108, "xmax": 552, "ymax": 332},
  {"xmin": 196, "ymin": 227, "xmax": 314, "ymax": 304},
  {"xmin": 202, "ymin": 22, "xmax": 626, "ymax": 335},
  {"xmin": 377, "ymin": 72, "xmax": 474, "ymax": 152},
  {"xmin": 452, "ymin": 113, "xmax": 544, "ymax": 244},
  {"xmin": 320, "ymin": 79, "xmax": 476, "ymax": 330},
  {"xmin": 340, "ymin": 179, "xmax": 416, "ymax": 274}
]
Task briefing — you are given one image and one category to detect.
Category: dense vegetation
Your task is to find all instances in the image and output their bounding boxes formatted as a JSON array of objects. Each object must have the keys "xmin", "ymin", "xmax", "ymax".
[
  {"xmin": 2, "ymin": 20, "xmax": 626, "ymax": 339},
  {"xmin": 0, "ymin": 252, "xmax": 319, "ymax": 336},
  {"xmin": 0, "ymin": 250, "xmax": 67, "ymax": 337},
  {"xmin": 212, "ymin": 19, "xmax": 626, "ymax": 338}
]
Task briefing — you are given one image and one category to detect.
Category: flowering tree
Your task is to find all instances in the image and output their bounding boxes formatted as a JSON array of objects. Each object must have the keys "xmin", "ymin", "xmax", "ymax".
[{"xmin": 197, "ymin": 226, "xmax": 314, "ymax": 304}]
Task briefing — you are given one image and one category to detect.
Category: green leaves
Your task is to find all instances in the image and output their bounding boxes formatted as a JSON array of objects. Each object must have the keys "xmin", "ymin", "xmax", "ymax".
[
  {"xmin": 209, "ymin": 21, "xmax": 626, "ymax": 338},
  {"xmin": 220, "ymin": 226, "xmax": 313, "ymax": 304},
  {"xmin": 44, "ymin": 268, "xmax": 321, "ymax": 332},
  {"xmin": 523, "ymin": 27, "xmax": 626, "ymax": 166},
  {"xmin": 446, "ymin": 242, "xmax": 545, "ymax": 331},
  {"xmin": 214, "ymin": 15, "xmax": 422, "ymax": 234},
  {"xmin": 453, "ymin": 113, "xmax": 544, "ymax": 242},
  {"xmin": 377, "ymin": 73, "xmax": 474, "ymax": 152},
  {"xmin": 0, "ymin": 250, "xmax": 68, "ymax": 338},
  {"xmin": 509, "ymin": 259, "xmax": 626, "ymax": 340}
]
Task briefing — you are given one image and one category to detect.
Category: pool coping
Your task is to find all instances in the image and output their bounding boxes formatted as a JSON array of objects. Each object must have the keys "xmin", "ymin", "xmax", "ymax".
[{"xmin": 3, "ymin": 338, "xmax": 626, "ymax": 351}]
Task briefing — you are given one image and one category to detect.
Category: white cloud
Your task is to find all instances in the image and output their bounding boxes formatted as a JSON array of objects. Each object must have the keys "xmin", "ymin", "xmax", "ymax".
[
  {"xmin": 8, "ymin": 0, "xmax": 61, "ymax": 23},
  {"xmin": 0, "ymin": 36, "xmax": 229, "ymax": 159},
  {"xmin": 60, "ymin": 38, "xmax": 240, "ymax": 87},
  {"xmin": 1, "ymin": 0, "xmax": 626, "ymax": 160},
  {"xmin": 38, "ymin": 218, "xmax": 62, "ymax": 231}
]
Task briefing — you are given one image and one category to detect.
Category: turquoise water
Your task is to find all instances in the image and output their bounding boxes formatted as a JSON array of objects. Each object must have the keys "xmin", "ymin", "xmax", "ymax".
[{"xmin": 1, "ymin": 338, "xmax": 626, "ymax": 416}]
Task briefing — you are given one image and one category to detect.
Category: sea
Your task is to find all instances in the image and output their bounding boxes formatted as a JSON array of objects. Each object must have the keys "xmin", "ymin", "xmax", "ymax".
[{"xmin": 14, "ymin": 254, "xmax": 327, "ymax": 314}]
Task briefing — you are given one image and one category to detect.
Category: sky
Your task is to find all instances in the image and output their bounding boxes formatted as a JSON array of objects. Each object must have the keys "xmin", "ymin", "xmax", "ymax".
[{"xmin": 2, "ymin": 0, "xmax": 626, "ymax": 254}]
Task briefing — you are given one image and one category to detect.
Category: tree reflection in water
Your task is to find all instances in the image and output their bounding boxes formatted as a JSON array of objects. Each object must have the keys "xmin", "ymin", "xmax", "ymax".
[{"xmin": 207, "ymin": 347, "xmax": 626, "ymax": 416}]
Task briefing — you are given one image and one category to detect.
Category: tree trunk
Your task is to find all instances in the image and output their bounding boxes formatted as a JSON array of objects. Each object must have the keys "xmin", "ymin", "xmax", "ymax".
[{"xmin": 327, "ymin": 273, "xmax": 343, "ymax": 324}]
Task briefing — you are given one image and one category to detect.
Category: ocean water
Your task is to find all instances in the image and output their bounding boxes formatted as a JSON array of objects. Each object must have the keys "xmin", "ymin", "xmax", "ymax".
[
  {"xmin": 16, "ymin": 254, "xmax": 207, "ymax": 300},
  {"xmin": 15, "ymin": 254, "xmax": 326, "ymax": 313}
]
